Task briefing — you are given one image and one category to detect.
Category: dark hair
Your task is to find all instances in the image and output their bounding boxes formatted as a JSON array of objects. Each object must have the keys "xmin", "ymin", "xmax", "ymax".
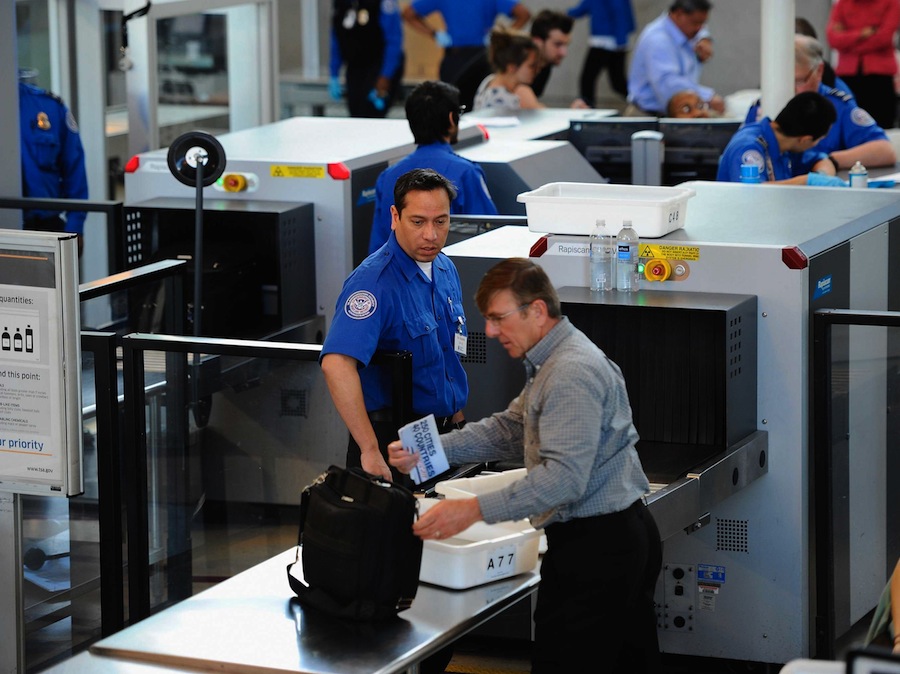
[
  {"xmin": 475, "ymin": 258, "xmax": 561, "ymax": 318},
  {"xmin": 488, "ymin": 29, "xmax": 538, "ymax": 73},
  {"xmin": 405, "ymin": 81, "xmax": 460, "ymax": 145},
  {"xmin": 393, "ymin": 168, "xmax": 458, "ymax": 214},
  {"xmin": 774, "ymin": 91, "xmax": 836, "ymax": 139},
  {"xmin": 794, "ymin": 17, "xmax": 817, "ymax": 39},
  {"xmin": 530, "ymin": 9, "xmax": 573, "ymax": 39},
  {"xmin": 670, "ymin": 0, "xmax": 712, "ymax": 13}
]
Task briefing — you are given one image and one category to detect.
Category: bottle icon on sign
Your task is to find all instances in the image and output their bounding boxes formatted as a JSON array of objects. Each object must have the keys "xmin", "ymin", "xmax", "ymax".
[
  {"xmin": 1, "ymin": 328, "xmax": 9, "ymax": 351},
  {"xmin": 13, "ymin": 328, "xmax": 23, "ymax": 352},
  {"xmin": 25, "ymin": 325, "xmax": 33, "ymax": 353}
]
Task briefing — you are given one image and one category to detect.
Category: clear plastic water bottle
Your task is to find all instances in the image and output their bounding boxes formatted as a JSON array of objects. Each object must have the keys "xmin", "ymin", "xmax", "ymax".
[
  {"xmin": 589, "ymin": 219, "xmax": 615, "ymax": 291},
  {"xmin": 849, "ymin": 161, "xmax": 868, "ymax": 189},
  {"xmin": 616, "ymin": 220, "xmax": 639, "ymax": 292}
]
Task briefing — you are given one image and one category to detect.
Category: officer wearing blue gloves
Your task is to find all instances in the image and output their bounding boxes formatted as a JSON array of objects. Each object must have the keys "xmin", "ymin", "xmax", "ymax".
[
  {"xmin": 369, "ymin": 81, "xmax": 497, "ymax": 254},
  {"xmin": 18, "ymin": 78, "xmax": 88, "ymax": 248},
  {"xmin": 718, "ymin": 92, "xmax": 839, "ymax": 185},
  {"xmin": 329, "ymin": 0, "xmax": 404, "ymax": 118},
  {"xmin": 402, "ymin": 0, "xmax": 530, "ymax": 87}
]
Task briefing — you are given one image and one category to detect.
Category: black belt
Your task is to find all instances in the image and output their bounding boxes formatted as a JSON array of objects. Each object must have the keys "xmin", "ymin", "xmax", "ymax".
[
  {"xmin": 367, "ymin": 409, "xmax": 457, "ymax": 431},
  {"xmin": 546, "ymin": 499, "xmax": 646, "ymax": 545}
]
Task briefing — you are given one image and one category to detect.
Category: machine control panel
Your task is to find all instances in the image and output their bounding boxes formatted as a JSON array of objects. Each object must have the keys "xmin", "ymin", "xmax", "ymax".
[{"xmin": 214, "ymin": 172, "xmax": 260, "ymax": 193}]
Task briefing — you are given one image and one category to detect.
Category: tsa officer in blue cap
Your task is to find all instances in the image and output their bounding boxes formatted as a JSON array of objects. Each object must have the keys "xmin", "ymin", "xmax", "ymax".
[
  {"xmin": 321, "ymin": 168, "xmax": 468, "ymax": 486},
  {"xmin": 18, "ymin": 77, "xmax": 88, "ymax": 249}
]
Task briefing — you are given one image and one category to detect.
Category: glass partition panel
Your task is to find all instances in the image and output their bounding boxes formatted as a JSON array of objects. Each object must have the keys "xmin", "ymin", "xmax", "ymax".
[
  {"xmin": 128, "ymin": 345, "xmax": 346, "ymax": 613},
  {"xmin": 814, "ymin": 316, "xmax": 900, "ymax": 657}
]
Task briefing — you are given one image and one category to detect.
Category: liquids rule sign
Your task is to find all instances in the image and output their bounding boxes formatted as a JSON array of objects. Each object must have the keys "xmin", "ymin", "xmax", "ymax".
[{"xmin": 0, "ymin": 233, "xmax": 81, "ymax": 496}]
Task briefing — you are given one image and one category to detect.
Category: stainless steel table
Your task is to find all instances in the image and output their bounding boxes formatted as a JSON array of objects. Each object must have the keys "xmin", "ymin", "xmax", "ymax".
[{"xmin": 61, "ymin": 548, "xmax": 538, "ymax": 674}]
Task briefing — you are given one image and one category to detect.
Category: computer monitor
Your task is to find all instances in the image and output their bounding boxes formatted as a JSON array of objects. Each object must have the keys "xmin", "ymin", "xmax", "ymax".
[
  {"xmin": 659, "ymin": 118, "xmax": 741, "ymax": 185},
  {"xmin": 568, "ymin": 118, "xmax": 659, "ymax": 184}
]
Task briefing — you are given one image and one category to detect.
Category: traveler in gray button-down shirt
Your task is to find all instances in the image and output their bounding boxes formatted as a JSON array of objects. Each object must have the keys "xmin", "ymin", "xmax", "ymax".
[{"xmin": 389, "ymin": 257, "xmax": 662, "ymax": 673}]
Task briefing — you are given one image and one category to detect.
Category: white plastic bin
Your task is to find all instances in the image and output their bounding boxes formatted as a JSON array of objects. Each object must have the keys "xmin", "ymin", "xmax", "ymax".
[
  {"xmin": 418, "ymin": 497, "xmax": 540, "ymax": 589},
  {"xmin": 517, "ymin": 182, "xmax": 695, "ymax": 238},
  {"xmin": 434, "ymin": 468, "xmax": 527, "ymax": 500}
]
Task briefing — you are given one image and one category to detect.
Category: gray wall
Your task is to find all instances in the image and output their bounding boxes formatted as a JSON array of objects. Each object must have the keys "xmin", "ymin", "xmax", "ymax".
[{"xmin": 283, "ymin": 0, "xmax": 834, "ymax": 109}]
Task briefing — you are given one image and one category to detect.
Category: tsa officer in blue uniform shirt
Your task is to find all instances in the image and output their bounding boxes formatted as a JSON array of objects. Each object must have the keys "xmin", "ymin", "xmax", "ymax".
[
  {"xmin": 369, "ymin": 81, "xmax": 497, "ymax": 254},
  {"xmin": 322, "ymin": 168, "xmax": 468, "ymax": 486},
  {"xmin": 718, "ymin": 92, "xmax": 838, "ymax": 185},
  {"xmin": 18, "ymin": 79, "xmax": 88, "ymax": 242},
  {"xmin": 744, "ymin": 34, "xmax": 896, "ymax": 176}
]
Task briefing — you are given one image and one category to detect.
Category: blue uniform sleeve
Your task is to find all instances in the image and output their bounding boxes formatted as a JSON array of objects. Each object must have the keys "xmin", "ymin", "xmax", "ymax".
[
  {"xmin": 567, "ymin": 1, "xmax": 589, "ymax": 19},
  {"xmin": 321, "ymin": 272, "xmax": 388, "ymax": 366},
  {"xmin": 717, "ymin": 137, "xmax": 765, "ymax": 183},
  {"xmin": 612, "ymin": 0, "xmax": 636, "ymax": 47},
  {"xmin": 369, "ymin": 170, "xmax": 394, "ymax": 254},
  {"xmin": 329, "ymin": 30, "xmax": 343, "ymax": 78},
  {"xmin": 59, "ymin": 107, "xmax": 88, "ymax": 234},
  {"xmin": 455, "ymin": 166, "xmax": 498, "ymax": 216},
  {"xmin": 379, "ymin": 0, "xmax": 404, "ymax": 79}
]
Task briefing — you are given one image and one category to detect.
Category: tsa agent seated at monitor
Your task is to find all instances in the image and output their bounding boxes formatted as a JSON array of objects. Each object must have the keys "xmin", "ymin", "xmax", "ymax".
[
  {"xmin": 718, "ymin": 92, "xmax": 841, "ymax": 186},
  {"xmin": 369, "ymin": 81, "xmax": 497, "ymax": 254},
  {"xmin": 745, "ymin": 35, "xmax": 896, "ymax": 176}
]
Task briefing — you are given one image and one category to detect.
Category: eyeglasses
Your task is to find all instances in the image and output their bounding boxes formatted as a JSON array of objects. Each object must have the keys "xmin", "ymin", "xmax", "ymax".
[
  {"xmin": 794, "ymin": 66, "xmax": 817, "ymax": 87},
  {"xmin": 674, "ymin": 100, "xmax": 709, "ymax": 115},
  {"xmin": 484, "ymin": 302, "xmax": 532, "ymax": 326}
]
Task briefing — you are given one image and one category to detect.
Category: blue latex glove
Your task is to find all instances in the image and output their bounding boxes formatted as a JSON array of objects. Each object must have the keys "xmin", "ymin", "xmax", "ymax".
[
  {"xmin": 368, "ymin": 88, "xmax": 386, "ymax": 111},
  {"xmin": 435, "ymin": 30, "xmax": 453, "ymax": 48},
  {"xmin": 869, "ymin": 179, "xmax": 896, "ymax": 188},
  {"xmin": 807, "ymin": 172, "xmax": 848, "ymax": 187},
  {"xmin": 328, "ymin": 76, "xmax": 343, "ymax": 101}
]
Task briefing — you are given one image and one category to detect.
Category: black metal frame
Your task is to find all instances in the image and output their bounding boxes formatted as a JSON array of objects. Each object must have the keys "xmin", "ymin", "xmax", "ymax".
[{"xmin": 813, "ymin": 308, "xmax": 900, "ymax": 658}]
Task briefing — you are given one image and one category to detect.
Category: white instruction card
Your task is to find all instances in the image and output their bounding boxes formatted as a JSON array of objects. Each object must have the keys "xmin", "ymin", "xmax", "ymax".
[{"xmin": 398, "ymin": 414, "xmax": 450, "ymax": 484}]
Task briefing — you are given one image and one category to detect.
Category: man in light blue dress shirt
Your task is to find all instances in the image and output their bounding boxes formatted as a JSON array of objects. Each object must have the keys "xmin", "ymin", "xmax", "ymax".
[{"xmin": 626, "ymin": 0, "xmax": 724, "ymax": 116}]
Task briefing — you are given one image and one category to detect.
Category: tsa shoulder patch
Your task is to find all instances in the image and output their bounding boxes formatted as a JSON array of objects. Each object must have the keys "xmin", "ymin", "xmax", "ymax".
[
  {"xmin": 850, "ymin": 107, "xmax": 875, "ymax": 127},
  {"xmin": 345, "ymin": 290, "xmax": 378, "ymax": 319},
  {"xmin": 740, "ymin": 149, "xmax": 764, "ymax": 169}
]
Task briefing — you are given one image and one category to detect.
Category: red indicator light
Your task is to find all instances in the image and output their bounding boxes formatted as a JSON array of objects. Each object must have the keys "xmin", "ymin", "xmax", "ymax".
[
  {"xmin": 529, "ymin": 235, "xmax": 549, "ymax": 257},
  {"xmin": 327, "ymin": 162, "xmax": 351, "ymax": 180},
  {"xmin": 782, "ymin": 246, "xmax": 808, "ymax": 270},
  {"xmin": 124, "ymin": 155, "xmax": 140, "ymax": 173}
]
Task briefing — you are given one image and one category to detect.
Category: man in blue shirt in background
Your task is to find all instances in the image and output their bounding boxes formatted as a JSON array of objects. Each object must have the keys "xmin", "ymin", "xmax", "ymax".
[
  {"xmin": 718, "ymin": 91, "xmax": 837, "ymax": 185},
  {"xmin": 369, "ymin": 81, "xmax": 497, "ymax": 254},
  {"xmin": 19, "ymin": 78, "xmax": 88, "ymax": 248},
  {"xmin": 402, "ymin": 0, "xmax": 530, "ymax": 87},
  {"xmin": 626, "ymin": 0, "xmax": 724, "ymax": 116},
  {"xmin": 329, "ymin": 0, "xmax": 404, "ymax": 117}
]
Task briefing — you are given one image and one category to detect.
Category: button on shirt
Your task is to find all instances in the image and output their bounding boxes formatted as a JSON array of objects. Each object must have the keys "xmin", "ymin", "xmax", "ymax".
[
  {"xmin": 369, "ymin": 143, "xmax": 497, "ymax": 254},
  {"xmin": 627, "ymin": 13, "xmax": 714, "ymax": 115},
  {"xmin": 441, "ymin": 317, "xmax": 650, "ymax": 529},
  {"xmin": 410, "ymin": 0, "xmax": 519, "ymax": 46},
  {"xmin": 321, "ymin": 231, "xmax": 468, "ymax": 417},
  {"xmin": 717, "ymin": 118, "xmax": 791, "ymax": 182}
]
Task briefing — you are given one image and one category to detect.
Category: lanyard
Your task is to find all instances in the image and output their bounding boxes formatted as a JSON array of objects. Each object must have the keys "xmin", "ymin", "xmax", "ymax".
[{"xmin": 756, "ymin": 135, "xmax": 777, "ymax": 182}]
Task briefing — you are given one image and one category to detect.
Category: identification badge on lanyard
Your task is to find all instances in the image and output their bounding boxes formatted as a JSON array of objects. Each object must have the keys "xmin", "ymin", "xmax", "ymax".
[{"xmin": 453, "ymin": 313, "xmax": 467, "ymax": 356}]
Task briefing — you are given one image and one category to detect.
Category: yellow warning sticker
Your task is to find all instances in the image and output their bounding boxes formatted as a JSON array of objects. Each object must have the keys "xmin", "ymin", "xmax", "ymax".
[
  {"xmin": 270, "ymin": 165, "xmax": 325, "ymax": 179},
  {"xmin": 639, "ymin": 244, "xmax": 700, "ymax": 261}
]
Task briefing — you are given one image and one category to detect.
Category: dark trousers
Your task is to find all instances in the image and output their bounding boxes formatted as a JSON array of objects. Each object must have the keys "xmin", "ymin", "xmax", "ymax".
[
  {"xmin": 345, "ymin": 56, "xmax": 405, "ymax": 119},
  {"xmin": 842, "ymin": 73, "xmax": 896, "ymax": 130},
  {"xmin": 532, "ymin": 500, "xmax": 662, "ymax": 674},
  {"xmin": 440, "ymin": 46, "xmax": 487, "ymax": 86},
  {"xmin": 580, "ymin": 47, "xmax": 628, "ymax": 107}
]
